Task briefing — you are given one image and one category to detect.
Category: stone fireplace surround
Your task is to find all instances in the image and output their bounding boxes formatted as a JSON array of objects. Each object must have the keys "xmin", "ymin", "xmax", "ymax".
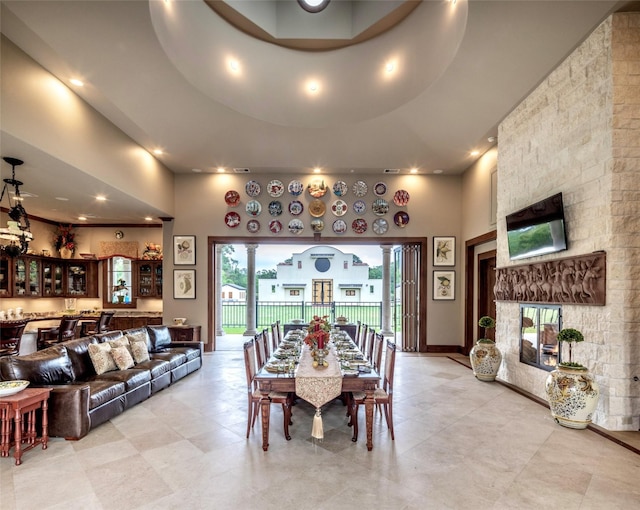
[{"xmin": 495, "ymin": 13, "xmax": 639, "ymax": 431}]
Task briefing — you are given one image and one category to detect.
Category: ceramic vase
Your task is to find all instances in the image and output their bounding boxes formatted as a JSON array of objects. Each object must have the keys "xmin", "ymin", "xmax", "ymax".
[
  {"xmin": 545, "ymin": 365, "xmax": 599, "ymax": 429},
  {"xmin": 59, "ymin": 247, "xmax": 73, "ymax": 259},
  {"xmin": 469, "ymin": 340, "xmax": 502, "ymax": 381}
]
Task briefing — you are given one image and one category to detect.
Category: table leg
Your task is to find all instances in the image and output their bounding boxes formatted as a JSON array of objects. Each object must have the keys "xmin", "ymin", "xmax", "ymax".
[
  {"xmin": 0, "ymin": 405, "xmax": 9, "ymax": 457},
  {"xmin": 260, "ymin": 395, "xmax": 271, "ymax": 452},
  {"xmin": 364, "ymin": 389, "xmax": 375, "ymax": 451},
  {"xmin": 13, "ymin": 408, "xmax": 23, "ymax": 466},
  {"xmin": 41, "ymin": 397, "xmax": 49, "ymax": 450}
]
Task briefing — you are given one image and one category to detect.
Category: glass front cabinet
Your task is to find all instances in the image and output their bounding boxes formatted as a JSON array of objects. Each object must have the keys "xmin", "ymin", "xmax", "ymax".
[
  {"xmin": 134, "ymin": 260, "xmax": 163, "ymax": 298},
  {"xmin": 0, "ymin": 254, "xmax": 98, "ymax": 298}
]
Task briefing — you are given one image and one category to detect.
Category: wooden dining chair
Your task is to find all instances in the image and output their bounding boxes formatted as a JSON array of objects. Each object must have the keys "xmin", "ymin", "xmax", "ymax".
[
  {"xmin": 366, "ymin": 328, "xmax": 376, "ymax": 362},
  {"xmin": 354, "ymin": 321, "xmax": 362, "ymax": 346},
  {"xmin": 0, "ymin": 320, "xmax": 28, "ymax": 357},
  {"xmin": 275, "ymin": 320, "xmax": 283, "ymax": 344},
  {"xmin": 243, "ymin": 339, "xmax": 292, "ymax": 440},
  {"xmin": 358, "ymin": 324, "xmax": 368, "ymax": 351},
  {"xmin": 372, "ymin": 332, "xmax": 384, "ymax": 374},
  {"xmin": 36, "ymin": 315, "xmax": 81, "ymax": 350},
  {"xmin": 261, "ymin": 328, "xmax": 271, "ymax": 360},
  {"xmin": 255, "ymin": 332, "xmax": 267, "ymax": 372},
  {"xmin": 350, "ymin": 340, "xmax": 397, "ymax": 442},
  {"xmin": 270, "ymin": 323, "xmax": 279, "ymax": 353}
]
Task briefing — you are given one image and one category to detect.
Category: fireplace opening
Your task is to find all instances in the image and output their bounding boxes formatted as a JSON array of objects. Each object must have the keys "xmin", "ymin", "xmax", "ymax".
[{"xmin": 520, "ymin": 304, "xmax": 562, "ymax": 371}]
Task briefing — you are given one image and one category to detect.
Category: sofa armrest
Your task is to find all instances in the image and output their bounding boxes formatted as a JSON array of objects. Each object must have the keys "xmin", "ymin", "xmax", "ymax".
[{"xmin": 46, "ymin": 384, "xmax": 91, "ymax": 440}]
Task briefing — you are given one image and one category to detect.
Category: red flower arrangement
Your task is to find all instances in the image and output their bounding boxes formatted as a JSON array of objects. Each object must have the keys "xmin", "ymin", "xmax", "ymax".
[
  {"xmin": 305, "ymin": 315, "xmax": 331, "ymax": 350},
  {"xmin": 53, "ymin": 224, "xmax": 76, "ymax": 252}
]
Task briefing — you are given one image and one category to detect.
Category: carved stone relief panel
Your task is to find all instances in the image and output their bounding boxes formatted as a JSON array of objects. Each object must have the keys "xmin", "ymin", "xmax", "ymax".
[{"xmin": 495, "ymin": 252, "xmax": 606, "ymax": 305}]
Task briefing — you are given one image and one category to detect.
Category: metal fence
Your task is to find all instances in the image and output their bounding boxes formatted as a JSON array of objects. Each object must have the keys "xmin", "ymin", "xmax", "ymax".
[{"xmin": 222, "ymin": 301, "xmax": 383, "ymax": 330}]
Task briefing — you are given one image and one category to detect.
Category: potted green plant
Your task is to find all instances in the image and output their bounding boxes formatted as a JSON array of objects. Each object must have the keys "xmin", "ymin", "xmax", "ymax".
[
  {"xmin": 545, "ymin": 327, "xmax": 599, "ymax": 429},
  {"xmin": 469, "ymin": 315, "xmax": 502, "ymax": 381},
  {"xmin": 556, "ymin": 327, "xmax": 585, "ymax": 368}
]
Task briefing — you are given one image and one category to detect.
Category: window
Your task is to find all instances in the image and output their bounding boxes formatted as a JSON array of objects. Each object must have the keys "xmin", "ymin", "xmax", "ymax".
[
  {"xmin": 222, "ymin": 292, "xmax": 226, "ymax": 299},
  {"xmin": 344, "ymin": 261, "xmax": 348, "ymax": 269},
  {"xmin": 346, "ymin": 289, "xmax": 356, "ymax": 296},
  {"xmin": 298, "ymin": 261, "xmax": 302, "ymax": 269},
  {"xmin": 289, "ymin": 289, "xmax": 300, "ymax": 296},
  {"xmin": 370, "ymin": 285, "xmax": 374, "ymax": 293},
  {"xmin": 271, "ymin": 285, "xmax": 276, "ymax": 293},
  {"xmin": 103, "ymin": 256, "xmax": 135, "ymax": 308},
  {"xmin": 229, "ymin": 291, "xmax": 233, "ymax": 299}
]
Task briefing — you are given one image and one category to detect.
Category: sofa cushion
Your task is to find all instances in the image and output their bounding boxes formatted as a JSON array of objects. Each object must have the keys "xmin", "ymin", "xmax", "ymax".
[
  {"xmin": 149, "ymin": 351, "xmax": 187, "ymax": 370},
  {"xmin": 92, "ymin": 368, "xmax": 151, "ymax": 391},
  {"xmin": 88, "ymin": 343, "xmax": 117, "ymax": 375},
  {"xmin": 0, "ymin": 345, "xmax": 74, "ymax": 385},
  {"xmin": 147, "ymin": 326, "xmax": 172, "ymax": 350},
  {"xmin": 134, "ymin": 359, "xmax": 171, "ymax": 379},
  {"xmin": 111, "ymin": 346, "xmax": 135, "ymax": 370},
  {"xmin": 64, "ymin": 336, "xmax": 100, "ymax": 380},
  {"xmin": 86, "ymin": 380, "xmax": 126, "ymax": 410},
  {"xmin": 95, "ymin": 330, "xmax": 124, "ymax": 344},
  {"xmin": 161, "ymin": 346, "xmax": 200, "ymax": 362}
]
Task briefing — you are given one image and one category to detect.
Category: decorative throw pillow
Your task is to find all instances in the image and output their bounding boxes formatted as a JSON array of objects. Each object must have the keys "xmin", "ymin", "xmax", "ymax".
[
  {"xmin": 88, "ymin": 343, "xmax": 117, "ymax": 375},
  {"xmin": 111, "ymin": 346, "xmax": 135, "ymax": 370},
  {"xmin": 108, "ymin": 337, "xmax": 130, "ymax": 349},
  {"xmin": 129, "ymin": 340, "xmax": 150, "ymax": 364}
]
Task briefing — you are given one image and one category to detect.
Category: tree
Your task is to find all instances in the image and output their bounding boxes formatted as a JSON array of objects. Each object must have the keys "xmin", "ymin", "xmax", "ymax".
[
  {"xmin": 221, "ymin": 245, "xmax": 247, "ymax": 288},
  {"xmin": 368, "ymin": 265, "xmax": 383, "ymax": 279},
  {"xmin": 256, "ymin": 268, "xmax": 277, "ymax": 279}
]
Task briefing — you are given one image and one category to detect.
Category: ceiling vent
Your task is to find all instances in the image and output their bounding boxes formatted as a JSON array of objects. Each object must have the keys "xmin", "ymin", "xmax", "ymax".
[
  {"xmin": 383, "ymin": 168, "xmax": 400, "ymax": 174},
  {"xmin": 233, "ymin": 168, "xmax": 250, "ymax": 173}
]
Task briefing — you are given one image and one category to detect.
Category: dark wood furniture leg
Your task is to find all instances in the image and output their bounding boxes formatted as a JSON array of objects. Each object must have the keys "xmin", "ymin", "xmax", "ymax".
[{"xmin": 364, "ymin": 388, "xmax": 375, "ymax": 451}]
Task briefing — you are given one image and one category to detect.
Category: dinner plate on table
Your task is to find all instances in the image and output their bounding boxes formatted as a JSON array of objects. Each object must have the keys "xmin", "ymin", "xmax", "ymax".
[{"xmin": 0, "ymin": 380, "xmax": 29, "ymax": 397}]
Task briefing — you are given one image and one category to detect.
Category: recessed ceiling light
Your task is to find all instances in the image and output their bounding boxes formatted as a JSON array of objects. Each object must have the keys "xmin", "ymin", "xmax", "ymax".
[
  {"xmin": 153, "ymin": 149, "xmax": 163, "ymax": 155},
  {"xmin": 410, "ymin": 168, "xmax": 418, "ymax": 174},
  {"xmin": 307, "ymin": 80, "xmax": 321, "ymax": 94},
  {"xmin": 70, "ymin": 78, "xmax": 84, "ymax": 87},
  {"xmin": 298, "ymin": 0, "xmax": 330, "ymax": 13},
  {"xmin": 145, "ymin": 216, "xmax": 153, "ymax": 221},
  {"xmin": 227, "ymin": 58, "xmax": 241, "ymax": 75},
  {"xmin": 313, "ymin": 167, "xmax": 321, "ymax": 173},
  {"xmin": 217, "ymin": 167, "xmax": 226, "ymax": 173},
  {"xmin": 470, "ymin": 150, "xmax": 480, "ymax": 157},
  {"xmin": 55, "ymin": 196, "xmax": 69, "ymax": 201},
  {"xmin": 192, "ymin": 168, "xmax": 202, "ymax": 173},
  {"xmin": 385, "ymin": 61, "xmax": 396, "ymax": 74},
  {"xmin": 78, "ymin": 216, "xmax": 87, "ymax": 221},
  {"xmin": 433, "ymin": 169, "xmax": 443, "ymax": 174},
  {"xmin": 96, "ymin": 195, "xmax": 107, "ymax": 201}
]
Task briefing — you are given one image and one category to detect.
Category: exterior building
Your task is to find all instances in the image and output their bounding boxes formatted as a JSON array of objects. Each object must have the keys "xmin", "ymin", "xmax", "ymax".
[
  {"xmin": 257, "ymin": 246, "xmax": 382, "ymax": 303},
  {"xmin": 221, "ymin": 283, "xmax": 246, "ymax": 302}
]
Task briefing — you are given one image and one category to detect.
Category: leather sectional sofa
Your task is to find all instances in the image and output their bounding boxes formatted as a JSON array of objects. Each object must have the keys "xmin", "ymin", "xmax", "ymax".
[{"xmin": 0, "ymin": 325, "xmax": 202, "ymax": 440}]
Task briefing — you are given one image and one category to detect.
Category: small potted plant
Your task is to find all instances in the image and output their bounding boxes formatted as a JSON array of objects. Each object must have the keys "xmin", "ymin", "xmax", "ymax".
[
  {"xmin": 469, "ymin": 315, "xmax": 502, "ymax": 381},
  {"xmin": 545, "ymin": 327, "xmax": 600, "ymax": 429},
  {"xmin": 556, "ymin": 327, "xmax": 585, "ymax": 369}
]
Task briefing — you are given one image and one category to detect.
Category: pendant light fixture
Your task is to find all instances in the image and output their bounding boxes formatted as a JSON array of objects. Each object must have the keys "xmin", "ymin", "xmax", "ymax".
[{"xmin": 0, "ymin": 156, "xmax": 34, "ymax": 257}]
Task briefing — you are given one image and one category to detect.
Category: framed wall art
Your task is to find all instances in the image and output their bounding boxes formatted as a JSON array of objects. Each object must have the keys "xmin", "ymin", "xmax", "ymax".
[
  {"xmin": 433, "ymin": 270, "xmax": 455, "ymax": 301},
  {"xmin": 433, "ymin": 236, "xmax": 456, "ymax": 266},
  {"xmin": 174, "ymin": 269, "xmax": 195, "ymax": 299},
  {"xmin": 174, "ymin": 235, "xmax": 196, "ymax": 265}
]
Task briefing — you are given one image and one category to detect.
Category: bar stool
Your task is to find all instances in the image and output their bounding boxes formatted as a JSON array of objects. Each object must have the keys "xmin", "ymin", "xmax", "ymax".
[
  {"xmin": 36, "ymin": 315, "xmax": 80, "ymax": 350},
  {"xmin": 0, "ymin": 320, "xmax": 28, "ymax": 356}
]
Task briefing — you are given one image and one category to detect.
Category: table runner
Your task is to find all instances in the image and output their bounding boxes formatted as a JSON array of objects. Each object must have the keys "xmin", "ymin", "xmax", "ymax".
[{"xmin": 295, "ymin": 344, "xmax": 342, "ymax": 440}]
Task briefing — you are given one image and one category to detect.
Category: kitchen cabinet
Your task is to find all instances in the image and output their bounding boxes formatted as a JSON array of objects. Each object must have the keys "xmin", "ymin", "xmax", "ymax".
[{"xmin": 134, "ymin": 260, "xmax": 162, "ymax": 298}]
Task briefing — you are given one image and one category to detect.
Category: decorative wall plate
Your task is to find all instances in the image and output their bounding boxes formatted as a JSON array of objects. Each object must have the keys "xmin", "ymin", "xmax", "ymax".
[
  {"xmin": 352, "ymin": 180, "xmax": 368, "ymax": 197},
  {"xmin": 394, "ymin": 211, "xmax": 410, "ymax": 227},
  {"xmin": 289, "ymin": 200, "xmax": 304, "ymax": 215},
  {"xmin": 372, "ymin": 218, "xmax": 388, "ymax": 235},
  {"xmin": 332, "ymin": 219, "xmax": 347, "ymax": 234},
  {"xmin": 268, "ymin": 200, "xmax": 283, "ymax": 216},
  {"xmin": 245, "ymin": 180, "xmax": 261, "ymax": 197},
  {"xmin": 224, "ymin": 211, "xmax": 241, "ymax": 228},
  {"xmin": 307, "ymin": 178, "xmax": 328, "ymax": 198},
  {"xmin": 352, "ymin": 218, "xmax": 367, "ymax": 234},
  {"xmin": 311, "ymin": 219, "xmax": 324, "ymax": 232},
  {"xmin": 224, "ymin": 190, "xmax": 240, "ymax": 206},
  {"xmin": 247, "ymin": 220, "xmax": 260, "ymax": 233},
  {"xmin": 373, "ymin": 182, "xmax": 387, "ymax": 196},
  {"xmin": 269, "ymin": 220, "xmax": 283, "ymax": 234},
  {"xmin": 309, "ymin": 199, "xmax": 326, "ymax": 217},
  {"xmin": 246, "ymin": 200, "xmax": 262, "ymax": 216},
  {"xmin": 288, "ymin": 219, "xmax": 304, "ymax": 234},
  {"xmin": 393, "ymin": 189, "xmax": 410, "ymax": 206},
  {"xmin": 353, "ymin": 200, "xmax": 366, "ymax": 215},
  {"xmin": 372, "ymin": 198, "xmax": 389, "ymax": 216},
  {"xmin": 331, "ymin": 199, "xmax": 348, "ymax": 216},
  {"xmin": 267, "ymin": 180, "xmax": 284, "ymax": 197},
  {"xmin": 288, "ymin": 179, "xmax": 304, "ymax": 196},
  {"xmin": 332, "ymin": 180, "xmax": 348, "ymax": 197}
]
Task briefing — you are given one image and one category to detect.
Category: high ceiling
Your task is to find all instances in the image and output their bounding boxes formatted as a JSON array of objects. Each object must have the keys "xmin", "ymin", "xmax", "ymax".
[{"xmin": 0, "ymin": 0, "xmax": 635, "ymax": 225}]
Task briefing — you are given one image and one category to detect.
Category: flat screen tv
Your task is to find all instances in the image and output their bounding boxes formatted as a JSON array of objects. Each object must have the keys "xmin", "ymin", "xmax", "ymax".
[{"xmin": 506, "ymin": 193, "xmax": 568, "ymax": 260}]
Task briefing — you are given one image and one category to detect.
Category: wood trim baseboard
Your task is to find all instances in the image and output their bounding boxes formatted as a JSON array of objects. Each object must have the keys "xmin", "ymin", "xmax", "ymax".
[{"xmin": 426, "ymin": 345, "xmax": 463, "ymax": 354}]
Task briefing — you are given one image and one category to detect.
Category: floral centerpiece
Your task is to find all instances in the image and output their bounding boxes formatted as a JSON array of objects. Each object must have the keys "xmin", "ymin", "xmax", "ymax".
[
  {"xmin": 305, "ymin": 315, "xmax": 331, "ymax": 350},
  {"xmin": 53, "ymin": 224, "xmax": 76, "ymax": 256}
]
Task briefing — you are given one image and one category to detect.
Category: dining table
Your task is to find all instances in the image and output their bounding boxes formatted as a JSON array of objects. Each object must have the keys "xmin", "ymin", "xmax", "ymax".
[{"xmin": 254, "ymin": 330, "xmax": 380, "ymax": 451}]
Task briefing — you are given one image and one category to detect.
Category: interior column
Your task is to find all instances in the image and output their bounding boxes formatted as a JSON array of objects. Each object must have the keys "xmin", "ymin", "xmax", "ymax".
[
  {"xmin": 380, "ymin": 244, "xmax": 393, "ymax": 335},
  {"xmin": 243, "ymin": 243, "xmax": 258, "ymax": 336}
]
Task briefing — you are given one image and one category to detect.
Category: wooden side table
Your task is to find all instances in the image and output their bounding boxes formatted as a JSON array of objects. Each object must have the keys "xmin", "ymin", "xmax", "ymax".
[{"xmin": 0, "ymin": 387, "xmax": 52, "ymax": 465}]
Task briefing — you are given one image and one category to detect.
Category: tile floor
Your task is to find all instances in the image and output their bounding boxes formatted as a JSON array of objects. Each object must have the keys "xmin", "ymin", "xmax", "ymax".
[{"xmin": 1, "ymin": 349, "xmax": 639, "ymax": 510}]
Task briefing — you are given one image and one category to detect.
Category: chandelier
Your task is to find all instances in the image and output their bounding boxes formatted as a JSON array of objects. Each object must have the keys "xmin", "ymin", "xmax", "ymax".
[{"xmin": 0, "ymin": 157, "xmax": 34, "ymax": 257}]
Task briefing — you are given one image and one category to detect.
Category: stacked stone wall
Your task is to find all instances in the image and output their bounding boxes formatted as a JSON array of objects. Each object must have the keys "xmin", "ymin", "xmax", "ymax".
[{"xmin": 496, "ymin": 13, "xmax": 639, "ymax": 430}]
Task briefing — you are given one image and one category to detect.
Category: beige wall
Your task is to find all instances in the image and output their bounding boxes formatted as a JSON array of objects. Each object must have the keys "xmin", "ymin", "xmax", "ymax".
[
  {"xmin": 162, "ymin": 172, "xmax": 465, "ymax": 348},
  {"xmin": 496, "ymin": 13, "xmax": 639, "ymax": 431}
]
